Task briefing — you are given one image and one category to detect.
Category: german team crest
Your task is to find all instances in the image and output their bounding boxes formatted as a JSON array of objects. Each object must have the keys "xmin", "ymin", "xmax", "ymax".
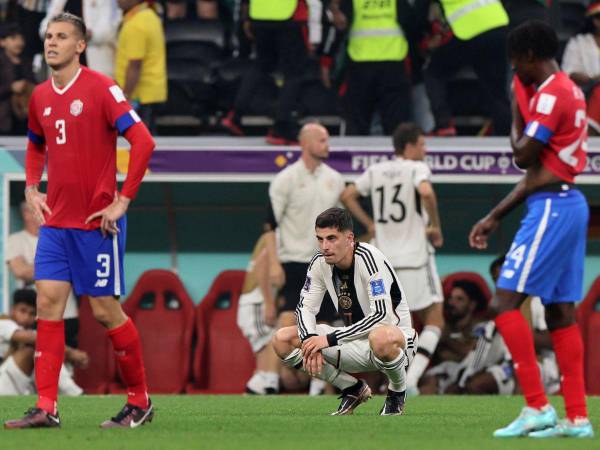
[{"xmin": 70, "ymin": 99, "xmax": 83, "ymax": 116}]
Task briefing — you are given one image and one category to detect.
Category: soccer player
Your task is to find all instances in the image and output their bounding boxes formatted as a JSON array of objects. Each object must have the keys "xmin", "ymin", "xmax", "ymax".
[
  {"xmin": 4, "ymin": 13, "xmax": 155, "ymax": 429},
  {"xmin": 272, "ymin": 208, "xmax": 417, "ymax": 415},
  {"xmin": 341, "ymin": 122, "xmax": 444, "ymax": 395},
  {"xmin": 237, "ymin": 234, "xmax": 282, "ymax": 394},
  {"xmin": 469, "ymin": 20, "xmax": 593, "ymax": 438}
]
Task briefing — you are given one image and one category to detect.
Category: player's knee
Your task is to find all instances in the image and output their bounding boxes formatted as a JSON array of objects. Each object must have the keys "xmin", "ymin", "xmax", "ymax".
[
  {"xmin": 369, "ymin": 326, "xmax": 405, "ymax": 359},
  {"xmin": 35, "ymin": 295, "xmax": 61, "ymax": 319},
  {"xmin": 272, "ymin": 326, "xmax": 298, "ymax": 357}
]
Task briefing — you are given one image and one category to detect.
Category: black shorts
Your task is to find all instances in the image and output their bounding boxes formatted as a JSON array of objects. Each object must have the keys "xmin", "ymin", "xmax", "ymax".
[{"xmin": 279, "ymin": 262, "xmax": 338, "ymax": 323}]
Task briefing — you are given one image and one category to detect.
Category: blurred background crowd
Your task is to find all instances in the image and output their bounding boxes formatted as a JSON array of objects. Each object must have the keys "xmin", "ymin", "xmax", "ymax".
[{"xmin": 0, "ymin": 0, "xmax": 597, "ymax": 141}]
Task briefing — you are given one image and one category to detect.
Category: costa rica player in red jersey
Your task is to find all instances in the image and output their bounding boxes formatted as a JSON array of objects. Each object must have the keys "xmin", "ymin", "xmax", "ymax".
[
  {"xmin": 4, "ymin": 13, "xmax": 155, "ymax": 429},
  {"xmin": 470, "ymin": 21, "xmax": 593, "ymax": 438}
]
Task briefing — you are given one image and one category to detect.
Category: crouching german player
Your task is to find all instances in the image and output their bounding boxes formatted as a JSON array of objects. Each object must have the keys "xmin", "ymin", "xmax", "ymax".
[{"xmin": 272, "ymin": 208, "xmax": 417, "ymax": 415}]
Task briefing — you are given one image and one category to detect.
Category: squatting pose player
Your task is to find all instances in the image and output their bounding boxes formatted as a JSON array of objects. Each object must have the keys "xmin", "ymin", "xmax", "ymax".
[
  {"xmin": 469, "ymin": 20, "xmax": 594, "ymax": 438},
  {"xmin": 272, "ymin": 208, "xmax": 417, "ymax": 415},
  {"xmin": 5, "ymin": 13, "xmax": 155, "ymax": 429}
]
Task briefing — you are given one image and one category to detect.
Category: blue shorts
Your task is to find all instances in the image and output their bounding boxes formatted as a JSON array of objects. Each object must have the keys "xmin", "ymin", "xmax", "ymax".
[
  {"xmin": 35, "ymin": 216, "xmax": 127, "ymax": 297},
  {"xmin": 497, "ymin": 188, "xmax": 588, "ymax": 305}
]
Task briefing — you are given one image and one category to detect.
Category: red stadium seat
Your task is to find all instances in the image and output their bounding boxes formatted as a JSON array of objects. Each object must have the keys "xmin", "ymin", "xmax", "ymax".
[
  {"xmin": 576, "ymin": 276, "xmax": 600, "ymax": 395},
  {"xmin": 187, "ymin": 270, "xmax": 255, "ymax": 394},
  {"xmin": 74, "ymin": 296, "xmax": 114, "ymax": 394},
  {"xmin": 109, "ymin": 269, "xmax": 195, "ymax": 394}
]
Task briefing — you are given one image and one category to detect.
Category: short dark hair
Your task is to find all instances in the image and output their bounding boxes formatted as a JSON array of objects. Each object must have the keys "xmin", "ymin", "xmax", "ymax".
[
  {"xmin": 0, "ymin": 23, "xmax": 22, "ymax": 40},
  {"xmin": 392, "ymin": 122, "xmax": 423, "ymax": 155},
  {"xmin": 12, "ymin": 289, "xmax": 36, "ymax": 309},
  {"xmin": 451, "ymin": 280, "xmax": 488, "ymax": 312},
  {"xmin": 507, "ymin": 20, "xmax": 558, "ymax": 61},
  {"xmin": 48, "ymin": 12, "xmax": 87, "ymax": 39},
  {"xmin": 315, "ymin": 207, "xmax": 353, "ymax": 232}
]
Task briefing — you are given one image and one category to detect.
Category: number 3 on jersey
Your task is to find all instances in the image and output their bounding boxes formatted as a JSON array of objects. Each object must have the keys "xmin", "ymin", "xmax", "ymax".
[{"xmin": 55, "ymin": 119, "xmax": 66, "ymax": 144}]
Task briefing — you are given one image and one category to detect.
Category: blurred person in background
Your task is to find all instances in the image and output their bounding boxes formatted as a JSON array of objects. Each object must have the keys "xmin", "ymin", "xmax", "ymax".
[
  {"xmin": 0, "ymin": 289, "xmax": 88, "ymax": 397},
  {"xmin": 237, "ymin": 234, "xmax": 283, "ymax": 395},
  {"xmin": 327, "ymin": 0, "xmax": 415, "ymax": 135},
  {"xmin": 220, "ymin": 0, "xmax": 320, "ymax": 145},
  {"xmin": 165, "ymin": 0, "xmax": 218, "ymax": 19},
  {"xmin": 264, "ymin": 122, "xmax": 344, "ymax": 394},
  {"xmin": 422, "ymin": 0, "xmax": 510, "ymax": 136},
  {"xmin": 562, "ymin": 1, "xmax": 600, "ymax": 135},
  {"xmin": 5, "ymin": 202, "xmax": 80, "ymax": 348},
  {"xmin": 418, "ymin": 279, "xmax": 488, "ymax": 395},
  {"xmin": 116, "ymin": 0, "xmax": 167, "ymax": 134},
  {"xmin": 16, "ymin": 0, "xmax": 48, "ymax": 64},
  {"xmin": 0, "ymin": 22, "xmax": 35, "ymax": 134},
  {"xmin": 40, "ymin": 0, "xmax": 121, "ymax": 78},
  {"xmin": 342, "ymin": 123, "xmax": 444, "ymax": 395}
]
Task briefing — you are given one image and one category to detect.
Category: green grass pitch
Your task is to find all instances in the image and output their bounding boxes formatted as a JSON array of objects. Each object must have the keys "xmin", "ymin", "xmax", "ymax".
[{"xmin": 0, "ymin": 395, "xmax": 597, "ymax": 449}]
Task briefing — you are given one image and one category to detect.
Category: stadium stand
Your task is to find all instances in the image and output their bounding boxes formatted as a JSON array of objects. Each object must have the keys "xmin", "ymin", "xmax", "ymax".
[
  {"xmin": 112, "ymin": 270, "xmax": 195, "ymax": 394},
  {"xmin": 187, "ymin": 270, "xmax": 255, "ymax": 394},
  {"xmin": 74, "ymin": 297, "xmax": 114, "ymax": 394}
]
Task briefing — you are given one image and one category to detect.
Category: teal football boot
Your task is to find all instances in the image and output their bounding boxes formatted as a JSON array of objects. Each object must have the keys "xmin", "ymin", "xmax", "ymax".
[
  {"xmin": 493, "ymin": 405, "xmax": 557, "ymax": 437},
  {"xmin": 529, "ymin": 418, "xmax": 594, "ymax": 438}
]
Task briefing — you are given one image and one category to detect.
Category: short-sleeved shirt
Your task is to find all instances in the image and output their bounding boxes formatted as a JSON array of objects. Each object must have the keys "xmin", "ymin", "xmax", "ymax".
[
  {"xmin": 523, "ymin": 71, "xmax": 587, "ymax": 182},
  {"xmin": 27, "ymin": 66, "xmax": 142, "ymax": 230},
  {"xmin": 115, "ymin": 3, "xmax": 167, "ymax": 105},
  {"xmin": 269, "ymin": 159, "xmax": 345, "ymax": 263},
  {"xmin": 0, "ymin": 318, "xmax": 20, "ymax": 360},
  {"xmin": 355, "ymin": 157, "xmax": 431, "ymax": 268}
]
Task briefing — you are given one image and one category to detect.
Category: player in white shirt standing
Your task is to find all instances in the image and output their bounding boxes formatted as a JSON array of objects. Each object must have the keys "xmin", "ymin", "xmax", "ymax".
[
  {"xmin": 272, "ymin": 208, "xmax": 417, "ymax": 415},
  {"xmin": 341, "ymin": 123, "xmax": 444, "ymax": 396}
]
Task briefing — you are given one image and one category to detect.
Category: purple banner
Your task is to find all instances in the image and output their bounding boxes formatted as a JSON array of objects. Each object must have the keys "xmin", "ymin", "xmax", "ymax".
[{"xmin": 148, "ymin": 148, "xmax": 600, "ymax": 176}]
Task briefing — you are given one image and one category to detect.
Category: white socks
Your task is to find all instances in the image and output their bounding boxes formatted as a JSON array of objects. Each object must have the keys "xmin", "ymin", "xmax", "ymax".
[
  {"xmin": 406, "ymin": 325, "xmax": 441, "ymax": 389},
  {"xmin": 246, "ymin": 371, "xmax": 280, "ymax": 394}
]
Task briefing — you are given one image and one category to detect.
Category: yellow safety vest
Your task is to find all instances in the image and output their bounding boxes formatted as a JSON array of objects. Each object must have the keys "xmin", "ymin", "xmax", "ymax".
[
  {"xmin": 440, "ymin": 0, "xmax": 509, "ymax": 40},
  {"xmin": 249, "ymin": 0, "xmax": 297, "ymax": 21},
  {"xmin": 348, "ymin": 0, "xmax": 408, "ymax": 62}
]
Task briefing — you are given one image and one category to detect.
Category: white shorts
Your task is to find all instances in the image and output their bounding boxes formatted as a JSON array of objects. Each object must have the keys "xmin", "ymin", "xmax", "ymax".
[
  {"xmin": 395, "ymin": 254, "xmax": 443, "ymax": 312},
  {"xmin": 317, "ymin": 324, "xmax": 417, "ymax": 374},
  {"xmin": 486, "ymin": 363, "xmax": 516, "ymax": 395},
  {"xmin": 0, "ymin": 356, "xmax": 35, "ymax": 395},
  {"xmin": 237, "ymin": 302, "xmax": 275, "ymax": 353}
]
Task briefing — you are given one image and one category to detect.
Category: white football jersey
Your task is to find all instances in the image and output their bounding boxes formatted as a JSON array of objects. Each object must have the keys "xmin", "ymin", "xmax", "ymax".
[
  {"xmin": 296, "ymin": 242, "xmax": 412, "ymax": 345},
  {"xmin": 0, "ymin": 319, "xmax": 20, "ymax": 360},
  {"xmin": 355, "ymin": 157, "xmax": 432, "ymax": 268}
]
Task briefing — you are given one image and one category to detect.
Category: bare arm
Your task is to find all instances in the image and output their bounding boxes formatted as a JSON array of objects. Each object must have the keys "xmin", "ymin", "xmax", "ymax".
[
  {"xmin": 7, "ymin": 256, "xmax": 35, "ymax": 283},
  {"xmin": 263, "ymin": 230, "xmax": 285, "ymax": 287},
  {"xmin": 123, "ymin": 60, "xmax": 142, "ymax": 99},
  {"xmin": 10, "ymin": 329, "xmax": 36, "ymax": 345},
  {"xmin": 418, "ymin": 181, "xmax": 443, "ymax": 248},
  {"xmin": 254, "ymin": 246, "xmax": 277, "ymax": 326},
  {"xmin": 340, "ymin": 184, "xmax": 375, "ymax": 236}
]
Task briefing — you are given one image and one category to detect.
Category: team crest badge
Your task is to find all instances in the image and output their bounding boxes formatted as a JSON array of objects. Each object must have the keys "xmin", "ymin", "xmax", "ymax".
[{"xmin": 70, "ymin": 99, "xmax": 83, "ymax": 117}]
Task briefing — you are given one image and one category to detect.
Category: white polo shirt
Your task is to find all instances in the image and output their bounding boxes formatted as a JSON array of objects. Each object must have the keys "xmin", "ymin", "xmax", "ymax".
[{"xmin": 269, "ymin": 159, "xmax": 345, "ymax": 263}]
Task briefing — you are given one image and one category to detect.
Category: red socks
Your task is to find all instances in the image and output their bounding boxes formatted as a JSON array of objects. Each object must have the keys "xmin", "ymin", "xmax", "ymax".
[
  {"xmin": 495, "ymin": 310, "xmax": 548, "ymax": 409},
  {"xmin": 35, "ymin": 319, "xmax": 65, "ymax": 415},
  {"xmin": 551, "ymin": 324, "xmax": 588, "ymax": 421},
  {"xmin": 108, "ymin": 318, "xmax": 149, "ymax": 409}
]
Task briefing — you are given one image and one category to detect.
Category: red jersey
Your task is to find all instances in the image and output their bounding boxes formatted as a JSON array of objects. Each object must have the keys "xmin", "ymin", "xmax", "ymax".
[
  {"xmin": 523, "ymin": 71, "xmax": 587, "ymax": 183},
  {"xmin": 26, "ymin": 66, "xmax": 150, "ymax": 230}
]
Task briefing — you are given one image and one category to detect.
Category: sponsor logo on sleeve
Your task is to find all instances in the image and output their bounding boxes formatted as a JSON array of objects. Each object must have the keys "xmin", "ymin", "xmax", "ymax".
[
  {"xmin": 303, "ymin": 276, "xmax": 311, "ymax": 292},
  {"xmin": 109, "ymin": 85, "xmax": 126, "ymax": 103},
  {"xmin": 370, "ymin": 279, "xmax": 385, "ymax": 297},
  {"xmin": 536, "ymin": 93, "xmax": 556, "ymax": 115}
]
